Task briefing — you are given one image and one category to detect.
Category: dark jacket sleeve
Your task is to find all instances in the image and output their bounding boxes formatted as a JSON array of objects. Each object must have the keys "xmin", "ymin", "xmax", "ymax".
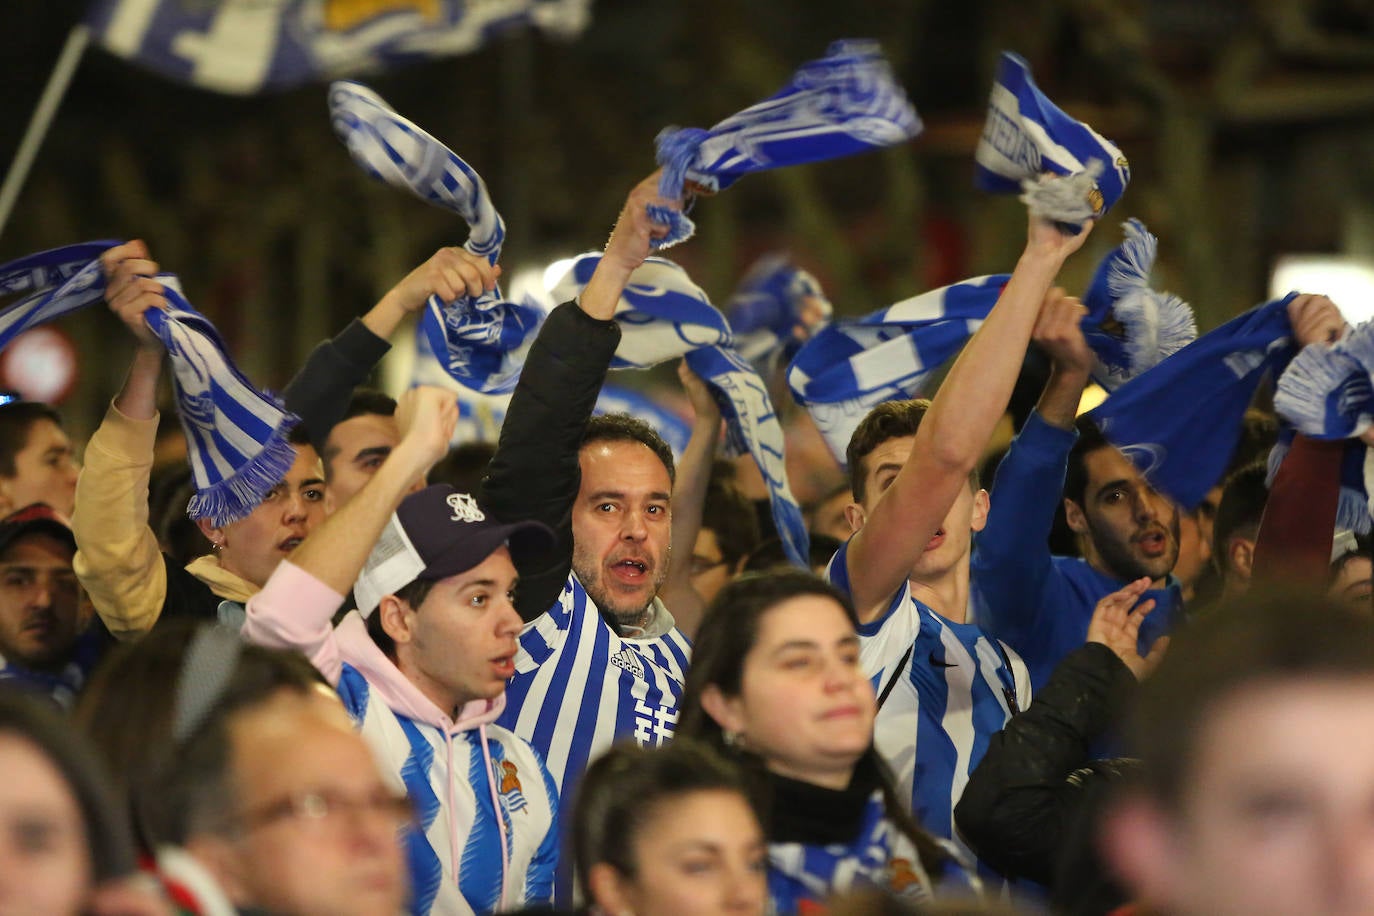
[
  {"xmin": 480, "ymin": 301, "xmax": 622, "ymax": 621},
  {"xmin": 156, "ymin": 555, "xmax": 223, "ymax": 625},
  {"xmin": 282, "ymin": 319, "xmax": 392, "ymax": 454},
  {"xmin": 954, "ymin": 641, "xmax": 1135, "ymax": 885}
]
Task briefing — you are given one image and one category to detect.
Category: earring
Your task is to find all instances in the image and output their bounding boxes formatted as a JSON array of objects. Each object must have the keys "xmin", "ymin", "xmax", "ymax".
[{"xmin": 722, "ymin": 730, "xmax": 741, "ymax": 747}]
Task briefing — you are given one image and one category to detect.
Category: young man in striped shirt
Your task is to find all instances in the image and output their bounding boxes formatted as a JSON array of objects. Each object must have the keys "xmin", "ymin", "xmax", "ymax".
[
  {"xmin": 478, "ymin": 175, "xmax": 692, "ymax": 884},
  {"xmin": 243, "ymin": 385, "xmax": 561, "ymax": 915},
  {"xmin": 825, "ymin": 222, "xmax": 1094, "ymax": 877}
]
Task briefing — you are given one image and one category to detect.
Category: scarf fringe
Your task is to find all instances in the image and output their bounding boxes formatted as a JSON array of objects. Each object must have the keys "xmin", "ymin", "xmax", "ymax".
[
  {"xmin": 1019, "ymin": 159, "xmax": 1104, "ymax": 229},
  {"xmin": 1106, "ymin": 218, "xmax": 1156, "ymax": 298},
  {"xmin": 1114, "ymin": 288, "xmax": 1197, "ymax": 380},
  {"xmin": 185, "ymin": 416, "xmax": 300, "ymax": 527},
  {"xmin": 1339, "ymin": 485, "xmax": 1373, "ymax": 535},
  {"xmin": 1274, "ymin": 343, "xmax": 1368, "ymax": 437},
  {"xmin": 648, "ymin": 126, "xmax": 710, "ymax": 250}
]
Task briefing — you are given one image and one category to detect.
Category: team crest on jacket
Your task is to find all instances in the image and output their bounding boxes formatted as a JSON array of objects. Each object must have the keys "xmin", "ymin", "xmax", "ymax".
[{"xmin": 494, "ymin": 759, "xmax": 528, "ymax": 814}]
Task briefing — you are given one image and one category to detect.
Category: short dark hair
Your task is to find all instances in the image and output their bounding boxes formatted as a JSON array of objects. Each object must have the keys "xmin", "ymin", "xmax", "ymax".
[
  {"xmin": 701, "ymin": 467, "xmax": 760, "ymax": 568},
  {"xmin": 743, "ymin": 533, "xmax": 843, "ymax": 574},
  {"xmin": 0, "ymin": 401, "xmax": 62, "ymax": 477},
  {"xmin": 846, "ymin": 399, "xmax": 979, "ymax": 505},
  {"xmin": 0, "ymin": 687, "xmax": 136, "ymax": 883},
  {"xmin": 74, "ymin": 622, "xmax": 325, "ymax": 851},
  {"xmin": 677, "ymin": 570, "xmax": 951, "ymax": 877},
  {"xmin": 318, "ymin": 388, "xmax": 397, "ymax": 463},
  {"xmin": 1064, "ymin": 416, "xmax": 1112, "ymax": 508},
  {"xmin": 582, "ymin": 414, "xmax": 675, "ymax": 484},
  {"xmin": 429, "ymin": 440, "xmax": 497, "ymax": 494},
  {"xmin": 364, "ymin": 577, "xmax": 436, "ymax": 659},
  {"xmin": 573, "ymin": 740, "xmax": 758, "ymax": 901},
  {"xmin": 1130, "ymin": 590, "xmax": 1374, "ymax": 808},
  {"xmin": 1210, "ymin": 462, "xmax": 1269, "ymax": 574}
]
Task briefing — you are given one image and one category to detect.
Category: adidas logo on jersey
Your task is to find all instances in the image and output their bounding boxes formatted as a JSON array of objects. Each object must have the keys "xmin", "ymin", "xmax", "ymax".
[{"xmin": 609, "ymin": 647, "xmax": 645, "ymax": 679}]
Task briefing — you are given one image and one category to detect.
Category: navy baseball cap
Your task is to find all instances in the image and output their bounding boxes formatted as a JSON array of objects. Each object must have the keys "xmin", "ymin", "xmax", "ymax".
[{"xmin": 353, "ymin": 485, "xmax": 555, "ymax": 617}]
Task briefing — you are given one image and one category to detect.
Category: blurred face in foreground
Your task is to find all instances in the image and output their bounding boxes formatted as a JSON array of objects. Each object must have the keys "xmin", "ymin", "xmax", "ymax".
[
  {"xmin": 589, "ymin": 788, "xmax": 767, "ymax": 916},
  {"xmin": 0, "ymin": 733, "xmax": 91, "ymax": 916},
  {"xmin": 1108, "ymin": 677, "xmax": 1374, "ymax": 916}
]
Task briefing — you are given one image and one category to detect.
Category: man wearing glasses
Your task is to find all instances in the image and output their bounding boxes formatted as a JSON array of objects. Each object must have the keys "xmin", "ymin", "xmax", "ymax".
[{"xmin": 243, "ymin": 386, "xmax": 560, "ymax": 916}]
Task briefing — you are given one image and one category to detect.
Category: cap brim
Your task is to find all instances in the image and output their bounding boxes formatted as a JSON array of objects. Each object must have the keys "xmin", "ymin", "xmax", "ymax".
[
  {"xmin": 419, "ymin": 519, "xmax": 558, "ymax": 584},
  {"xmin": 0, "ymin": 517, "xmax": 75, "ymax": 558}
]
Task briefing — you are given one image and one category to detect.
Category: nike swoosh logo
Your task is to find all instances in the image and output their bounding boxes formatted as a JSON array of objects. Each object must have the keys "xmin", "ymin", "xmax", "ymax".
[{"xmin": 928, "ymin": 653, "xmax": 956, "ymax": 668}]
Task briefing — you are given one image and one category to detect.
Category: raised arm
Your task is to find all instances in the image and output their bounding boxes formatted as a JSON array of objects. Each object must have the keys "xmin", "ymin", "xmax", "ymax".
[
  {"xmin": 657, "ymin": 362, "xmax": 723, "ymax": 638},
  {"xmin": 282, "ymin": 247, "xmax": 498, "ymax": 454},
  {"xmin": 71, "ymin": 241, "xmax": 174, "ymax": 638},
  {"xmin": 241, "ymin": 386, "xmax": 455, "ymax": 680},
  {"xmin": 844, "ymin": 216, "xmax": 1092, "ymax": 620},
  {"xmin": 480, "ymin": 173, "xmax": 676, "ymax": 620},
  {"xmin": 972, "ymin": 290, "xmax": 1093, "ymax": 651}
]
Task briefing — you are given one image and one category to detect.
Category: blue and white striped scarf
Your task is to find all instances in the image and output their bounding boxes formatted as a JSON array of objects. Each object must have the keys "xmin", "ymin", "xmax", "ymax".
[
  {"xmin": 649, "ymin": 39, "xmax": 922, "ymax": 249},
  {"xmin": 548, "ymin": 255, "xmax": 810, "ymax": 569},
  {"xmin": 975, "ymin": 51, "xmax": 1130, "ymax": 230},
  {"xmin": 1081, "ymin": 219, "xmax": 1197, "ymax": 390},
  {"xmin": 1091, "ymin": 295, "xmax": 1299, "ymax": 511},
  {"xmin": 787, "ymin": 276, "xmax": 1003, "ymax": 463},
  {"xmin": 726, "ymin": 254, "xmax": 832, "ymax": 367},
  {"xmin": 1272, "ymin": 320, "xmax": 1374, "ymax": 532},
  {"xmin": 0, "ymin": 244, "xmax": 298, "ymax": 526},
  {"xmin": 328, "ymin": 80, "xmax": 544, "ymax": 394},
  {"xmin": 786, "ymin": 222, "xmax": 1196, "ymax": 464}
]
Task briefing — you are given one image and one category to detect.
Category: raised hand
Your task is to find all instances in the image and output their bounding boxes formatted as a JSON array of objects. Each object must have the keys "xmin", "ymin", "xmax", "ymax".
[
  {"xmin": 1287, "ymin": 293, "xmax": 1346, "ymax": 347},
  {"xmin": 394, "ymin": 386, "xmax": 459, "ymax": 481},
  {"xmin": 1033, "ymin": 287, "xmax": 1094, "ymax": 376},
  {"xmin": 385, "ymin": 247, "xmax": 502, "ymax": 313},
  {"xmin": 1025, "ymin": 212, "xmax": 1095, "ymax": 263},
  {"xmin": 101, "ymin": 240, "xmax": 166, "ymax": 351},
  {"xmin": 1086, "ymin": 577, "xmax": 1169, "ymax": 679}
]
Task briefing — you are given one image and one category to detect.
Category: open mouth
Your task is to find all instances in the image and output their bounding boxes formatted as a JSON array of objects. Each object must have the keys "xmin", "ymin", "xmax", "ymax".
[
  {"xmin": 491, "ymin": 655, "xmax": 516, "ymax": 679},
  {"xmin": 278, "ymin": 536, "xmax": 305, "ymax": 552},
  {"xmin": 1136, "ymin": 529, "xmax": 1167, "ymax": 557},
  {"xmin": 610, "ymin": 558, "xmax": 649, "ymax": 582},
  {"xmin": 923, "ymin": 529, "xmax": 946, "ymax": 552}
]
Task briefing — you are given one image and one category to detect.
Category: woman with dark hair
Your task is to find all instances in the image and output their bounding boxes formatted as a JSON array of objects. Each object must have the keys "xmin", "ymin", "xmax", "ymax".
[
  {"xmin": 677, "ymin": 570, "xmax": 969, "ymax": 911},
  {"xmin": 0, "ymin": 686, "xmax": 166, "ymax": 914},
  {"xmin": 573, "ymin": 740, "xmax": 767, "ymax": 916}
]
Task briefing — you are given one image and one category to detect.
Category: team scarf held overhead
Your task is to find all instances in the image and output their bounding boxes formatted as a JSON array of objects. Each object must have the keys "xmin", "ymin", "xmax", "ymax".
[
  {"xmin": 787, "ymin": 223, "xmax": 1193, "ymax": 465},
  {"xmin": 648, "ymin": 39, "xmax": 923, "ymax": 249},
  {"xmin": 1272, "ymin": 319, "xmax": 1374, "ymax": 532},
  {"xmin": 975, "ymin": 51, "xmax": 1130, "ymax": 231},
  {"xmin": 1090, "ymin": 294, "xmax": 1300, "ymax": 512},
  {"xmin": 328, "ymin": 80, "xmax": 544, "ymax": 394},
  {"xmin": 0, "ymin": 244, "xmax": 298, "ymax": 526},
  {"xmin": 548, "ymin": 255, "xmax": 810, "ymax": 570}
]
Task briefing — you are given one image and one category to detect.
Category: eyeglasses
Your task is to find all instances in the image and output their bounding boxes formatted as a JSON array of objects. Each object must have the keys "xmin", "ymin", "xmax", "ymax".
[{"xmin": 240, "ymin": 789, "xmax": 415, "ymax": 834}]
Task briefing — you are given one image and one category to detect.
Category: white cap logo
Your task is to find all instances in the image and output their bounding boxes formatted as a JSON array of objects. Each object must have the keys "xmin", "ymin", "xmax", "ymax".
[{"xmin": 447, "ymin": 493, "xmax": 486, "ymax": 523}]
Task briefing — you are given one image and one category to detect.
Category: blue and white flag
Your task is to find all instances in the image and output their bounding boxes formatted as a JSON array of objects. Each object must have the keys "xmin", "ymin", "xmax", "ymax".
[
  {"xmin": 1091, "ymin": 295, "xmax": 1299, "ymax": 512},
  {"xmin": 86, "ymin": 0, "xmax": 590, "ymax": 95},
  {"xmin": 550, "ymin": 255, "xmax": 810, "ymax": 569},
  {"xmin": 975, "ymin": 51, "xmax": 1130, "ymax": 229},
  {"xmin": 787, "ymin": 276, "xmax": 1005, "ymax": 463},
  {"xmin": 329, "ymin": 80, "xmax": 545, "ymax": 393},
  {"xmin": 1082, "ymin": 220, "xmax": 1197, "ymax": 390},
  {"xmin": 0, "ymin": 244, "xmax": 298, "ymax": 525},
  {"xmin": 649, "ymin": 39, "xmax": 922, "ymax": 249},
  {"xmin": 726, "ymin": 254, "xmax": 832, "ymax": 366}
]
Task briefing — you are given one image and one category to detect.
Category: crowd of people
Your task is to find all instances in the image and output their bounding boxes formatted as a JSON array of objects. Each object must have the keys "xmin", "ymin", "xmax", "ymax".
[{"xmin": 0, "ymin": 165, "xmax": 1370, "ymax": 916}]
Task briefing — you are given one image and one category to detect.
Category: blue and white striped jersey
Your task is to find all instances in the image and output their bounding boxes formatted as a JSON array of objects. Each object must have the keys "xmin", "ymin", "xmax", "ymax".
[
  {"xmin": 497, "ymin": 574, "xmax": 692, "ymax": 834},
  {"xmin": 826, "ymin": 543, "xmax": 1031, "ymax": 870},
  {"xmin": 767, "ymin": 792, "xmax": 935, "ymax": 913},
  {"xmin": 338, "ymin": 664, "xmax": 560, "ymax": 916}
]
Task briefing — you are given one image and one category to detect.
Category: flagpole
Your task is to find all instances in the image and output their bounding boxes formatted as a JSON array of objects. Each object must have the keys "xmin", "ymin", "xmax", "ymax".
[{"xmin": 0, "ymin": 24, "xmax": 92, "ymax": 241}]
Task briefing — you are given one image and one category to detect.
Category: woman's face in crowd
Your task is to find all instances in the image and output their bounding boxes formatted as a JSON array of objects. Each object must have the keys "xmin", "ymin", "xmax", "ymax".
[
  {"xmin": 707, "ymin": 595, "xmax": 876, "ymax": 788},
  {"xmin": 0, "ymin": 733, "xmax": 92, "ymax": 916},
  {"xmin": 593, "ymin": 789, "xmax": 767, "ymax": 916}
]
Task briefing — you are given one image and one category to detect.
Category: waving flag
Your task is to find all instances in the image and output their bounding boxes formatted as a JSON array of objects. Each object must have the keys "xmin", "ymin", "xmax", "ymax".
[{"xmin": 85, "ymin": 0, "xmax": 590, "ymax": 94}]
